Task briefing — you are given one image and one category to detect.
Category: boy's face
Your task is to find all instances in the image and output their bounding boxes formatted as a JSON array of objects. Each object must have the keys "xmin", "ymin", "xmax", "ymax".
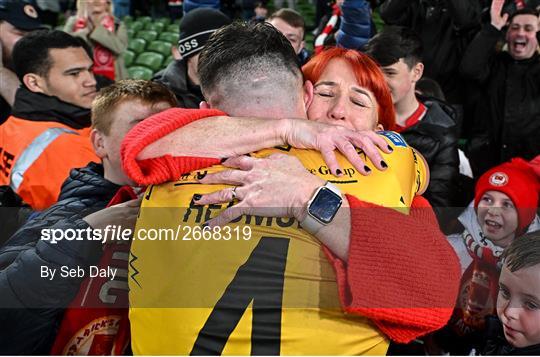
[
  {"xmin": 268, "ymin": 17, "xmax": 304, "ymax": 55},
  {"xmin": 497, "ymin": 263, "xmax": 540, "ymax": 348},
  {"xmin": 477, "ymin": 190, "xmax": 518, "ymax": 248},
  {"xmin": 93, "ymin": 99, "xmax": 172, "ymax": 186},
  {"xmin": 380, "ymin": 59, "xmax": 422, "ymax": 106}
]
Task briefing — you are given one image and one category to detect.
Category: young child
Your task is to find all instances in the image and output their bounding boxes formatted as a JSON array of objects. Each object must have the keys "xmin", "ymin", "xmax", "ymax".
[
  {"xmin": 442, "ymin": 157, "xmax": 540, "ymax": 353},
  {"xmin": 482, "ymin": 230, "xmax": 540, "ymax": 355}
]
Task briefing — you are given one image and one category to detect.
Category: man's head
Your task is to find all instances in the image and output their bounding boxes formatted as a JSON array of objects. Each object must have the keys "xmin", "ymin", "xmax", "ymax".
[
  {"xmin": 506, "ymin": 8, "xmax": 539, "ymax": 60},
  {"xmin": 0, "ymin": 0, "xmax": 43, "ymax": 69},
  {"xmin": 498, "ymin": 231, "xmax": 540, "ymax": 348},
  {"xmin": 198, "ymin": 21, "xmax": 309, "ymax": 118},
  {"xmin": 91, "ymin": 80, "xmax": 177, "ymax": 185},
  {"xmin": 177, "ymin": 8, "xmax": 231, "ymax": 86},
  {"xmin": 364, "ymin": 26, "xmax": 424, "ymax": 106},
  {"xmin": 254, "ymin": 2, "xmax": 269, "ymax": 20},
  {"xmin": 12, "ymin": 30, "xmax": 97, "ymax": 109},
  {"xmin": 268, "ymin": 9, "xmax": 305, "ymax": 55}
]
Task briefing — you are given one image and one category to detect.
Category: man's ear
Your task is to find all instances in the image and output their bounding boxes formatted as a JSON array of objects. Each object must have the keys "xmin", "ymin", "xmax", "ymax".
[
  {"xmin": 199, "ymin": 101, "xmax": 210, "ymax": 109},
  {"xmin": 90, "ymin": 129, "xmax": 107, "ymax": 159},
  {"xmin": 412, "ymin": 62, "xmax": 424, "ymax": 83},
  {"xmin": 303, "ymin": 80, "xmax": 314, "ymax": 110},
  {"xmin": 22, "ymin": 73, "xmax": 47, "ymax": 94}
]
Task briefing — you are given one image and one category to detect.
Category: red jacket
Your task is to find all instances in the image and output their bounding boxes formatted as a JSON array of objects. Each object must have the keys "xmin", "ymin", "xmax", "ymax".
[{"xmin": 121, "ymin": 108, "xmax": 461, "ymax": 343}]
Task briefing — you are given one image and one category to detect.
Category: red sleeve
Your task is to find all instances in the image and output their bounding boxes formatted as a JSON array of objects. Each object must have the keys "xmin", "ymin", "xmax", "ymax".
[
  {"xmin": 324, "ymin": 195, "xmax": 461, "ymax": 343},
  {"xmin": 120, "ymin": 107, "xmax": 226, "ymax": 185}
]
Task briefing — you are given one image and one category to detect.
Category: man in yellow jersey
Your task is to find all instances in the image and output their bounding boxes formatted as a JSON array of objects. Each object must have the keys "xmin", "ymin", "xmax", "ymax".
[{"xmin": 127, "ymin": 22, "xmax": 446, "ymax": 355}]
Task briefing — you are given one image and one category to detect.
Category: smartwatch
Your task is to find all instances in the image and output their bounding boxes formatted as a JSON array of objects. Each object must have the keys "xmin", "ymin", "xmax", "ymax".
[{"xmin": 300, "ymin": 182, "xmax": 343, "ymax": 235}]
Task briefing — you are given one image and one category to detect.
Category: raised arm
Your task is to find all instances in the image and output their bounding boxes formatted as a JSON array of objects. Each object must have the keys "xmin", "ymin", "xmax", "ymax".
[{"xmin": 459, "ymin": 0, "xmax": 506, "ymax": 82}]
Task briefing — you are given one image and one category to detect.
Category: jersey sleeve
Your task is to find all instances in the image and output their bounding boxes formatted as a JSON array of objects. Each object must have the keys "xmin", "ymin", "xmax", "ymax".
[
  {"xmin": 120, "ymin": 108, "xmax": 226, "ymax": 185},
  {"xmin": 324, "ymin": 195, "xmax": 461, "ymax": 343}
]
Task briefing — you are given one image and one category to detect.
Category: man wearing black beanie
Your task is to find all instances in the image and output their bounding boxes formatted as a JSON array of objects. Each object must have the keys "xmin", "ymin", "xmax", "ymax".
[{"xmin": 153, "ymin": 8, "xmax": 231, "ymax": 108}]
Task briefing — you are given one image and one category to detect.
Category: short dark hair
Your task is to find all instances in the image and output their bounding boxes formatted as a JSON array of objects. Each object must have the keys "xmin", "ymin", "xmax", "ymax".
[
  {"xmin": 503, "ymin": 231, "xmax": 540, "ymax": 272},
  {"xmin": 198, "ymin": 21, "xmax": 300, "ymax": 96},
  {"xmin": 12, "ymin": 29, "xmax": 91, "ymax": 81},
  {"xmin": 268, "ymin": 8, "xmax": 305, "ymax": 30},
  {"xmin": 364, "ymin": 26, "xmax": 423, "ymax": 69},
  {"xmin": 508, "ymin": 7, "xmax": 540, "ymax": 25}
]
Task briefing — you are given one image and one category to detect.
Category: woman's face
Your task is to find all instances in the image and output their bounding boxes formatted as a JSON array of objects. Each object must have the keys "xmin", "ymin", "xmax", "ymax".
[
  {"xmin": 89, "ymin": 0, "xmax": 109, "ymax": 14},
  {"xmin": 307, "ymin": 58, "xmax": 379, "ymax": 131}
]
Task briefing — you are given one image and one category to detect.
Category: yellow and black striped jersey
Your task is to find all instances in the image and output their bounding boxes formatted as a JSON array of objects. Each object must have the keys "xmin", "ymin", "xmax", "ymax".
[{"xmin": 129, "ymin": 132, "xmax": 428, "ymax": 355}]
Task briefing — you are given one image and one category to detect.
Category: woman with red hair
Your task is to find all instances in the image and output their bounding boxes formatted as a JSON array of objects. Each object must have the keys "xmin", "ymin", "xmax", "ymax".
[{"xmin": 303, "ymin": 47, "xmax": 396, "ymax": 132}]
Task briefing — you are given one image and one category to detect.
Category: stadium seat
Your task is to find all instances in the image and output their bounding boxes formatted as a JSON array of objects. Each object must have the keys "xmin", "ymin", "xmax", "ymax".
[
  {"xmin": 124, "ymin": 50, "xmax": 135, "ymax": 67},
  {"xmin": 136, "ymin": 30, "xmax": 158, "ymax": 43},
  {"xmin": 138, "ymin": 16, "xmax": 152, "ymax": 24},
  {"xmin": 145, "ymin": 22, "xmax": 165, "ymax": 33},
  {"xmin": 166, "ymin": 24, "xmax": 179, "ymax": 33},
  {"xmin": 155, "ymin": 18, "xmax": 171, "ymax": 26},
  {"xmin": 135, "ymin": 52, "xmax": 164, "ymax": 72},
  {"xmin": 128, "ymin": 21, "xmax": 143, "ymax": 32},
  {"xmin": 159, "ymin": 32, "xmax": 179, "ymax": 44},
  {"xmin": 164, "ymin": 55, "xmax": 174, "ymax": 66},
  {"xmin": 127, "ymin": 38, "xmax": 147, "ymax": 54},
  {"xmin": 147, "ymin": 41, "xmax": 172, "ymax": 57},
  {"xmin": 128, "ymin": 66, "xmax": 154, "ymax": 80}
]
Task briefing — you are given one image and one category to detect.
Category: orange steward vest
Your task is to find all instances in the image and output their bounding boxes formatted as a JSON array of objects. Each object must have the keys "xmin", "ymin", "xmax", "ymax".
[{"xmin": 0, "ymin": 116, "xmax": 99, "ymax": 210}]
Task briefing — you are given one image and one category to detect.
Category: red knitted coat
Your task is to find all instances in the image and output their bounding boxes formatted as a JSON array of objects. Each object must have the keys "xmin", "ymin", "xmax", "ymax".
[{"xmin": 121, "ymin": 108, "xmax": 461, "ymax": 343}]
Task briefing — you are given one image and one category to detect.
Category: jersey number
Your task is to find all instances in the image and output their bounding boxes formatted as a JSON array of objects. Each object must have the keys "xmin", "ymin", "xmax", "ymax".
[{"xmin": 190, "ymin": 237, "xmax": 290, "ymax": 355}]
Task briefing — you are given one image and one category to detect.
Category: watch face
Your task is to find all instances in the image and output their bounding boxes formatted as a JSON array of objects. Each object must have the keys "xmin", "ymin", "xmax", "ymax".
[{"xmin": 308, "ymin": 187, "xmax": 342, "ymax": 224}]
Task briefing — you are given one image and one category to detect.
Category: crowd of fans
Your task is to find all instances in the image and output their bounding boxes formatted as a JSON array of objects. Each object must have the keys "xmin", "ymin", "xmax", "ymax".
[{"xmin": 0, "ymin": 0, "xmax": 540, "ymax": 355}]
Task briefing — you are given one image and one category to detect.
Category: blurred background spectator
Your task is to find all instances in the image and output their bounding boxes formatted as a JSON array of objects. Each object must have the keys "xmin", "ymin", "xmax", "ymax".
[{"xmin": 64, "ymin": 0, "xmax": 128, "ymax": 81}]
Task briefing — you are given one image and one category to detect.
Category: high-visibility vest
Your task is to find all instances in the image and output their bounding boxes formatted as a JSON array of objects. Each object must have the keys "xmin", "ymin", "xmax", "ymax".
[
  {"xmin": 0, "ymin": 116, "xmax": 99, "ymax": 210},
  {"xmin": 129, "ymin": 132, "xmax": 429, "ymax": 355}
]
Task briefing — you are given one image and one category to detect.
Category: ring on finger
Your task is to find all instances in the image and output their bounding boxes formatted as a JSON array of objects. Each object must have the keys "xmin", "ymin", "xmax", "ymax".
[{"xmin": 231, "ymin": 186, "xmax": 238, "ymax": 200}]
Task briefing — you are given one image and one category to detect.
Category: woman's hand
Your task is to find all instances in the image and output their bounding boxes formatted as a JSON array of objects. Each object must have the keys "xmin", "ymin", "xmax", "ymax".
[
  {"xmin": 283, "ymin": 118, "xmax": 391, "ymax": 176},
  {"xmin": 194, "ymin": 154, "xmax": 325, "ymax": 227}
]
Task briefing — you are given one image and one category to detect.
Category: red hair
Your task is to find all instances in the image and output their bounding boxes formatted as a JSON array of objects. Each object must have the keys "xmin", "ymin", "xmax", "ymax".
[{"xmin": 302, "ymin": 47, "xmax": 396, "ymax": 131}]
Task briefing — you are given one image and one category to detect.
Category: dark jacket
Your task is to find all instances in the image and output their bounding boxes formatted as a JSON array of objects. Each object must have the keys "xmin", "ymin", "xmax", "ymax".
[
  {"xmin": 11, "ymin": 86, "xmax": 92, "ymax": 129},
  {"xmin": 402, "ymin": 96, "xmax": 459, "ymax": 212},
  {"xmin": 152, "ymin": 59, "xmax": 202, "ymax": 109},
  {"xmin": 380, "ymin": 0, "xmax": 481, "ymax": 104},
  {"xmin": 481, "ymin": 316, "xmax": 540, "ymax": 355},
  {"xmin": 0, "ymin": 186, "xmax": 33, "ymax": 246},
  {"xmin": 460, "ymin": 24, "xmax": 540, "ymax": 176},
  {"xmin": 0, "ymin": 163, "xmax": 120, "ymax": 355}
]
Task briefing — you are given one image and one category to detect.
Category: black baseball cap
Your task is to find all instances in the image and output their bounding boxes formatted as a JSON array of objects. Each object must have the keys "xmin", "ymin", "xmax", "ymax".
[{"xmin": 0, "ymin": 0, "xmax": 43, "ymax": 31}]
